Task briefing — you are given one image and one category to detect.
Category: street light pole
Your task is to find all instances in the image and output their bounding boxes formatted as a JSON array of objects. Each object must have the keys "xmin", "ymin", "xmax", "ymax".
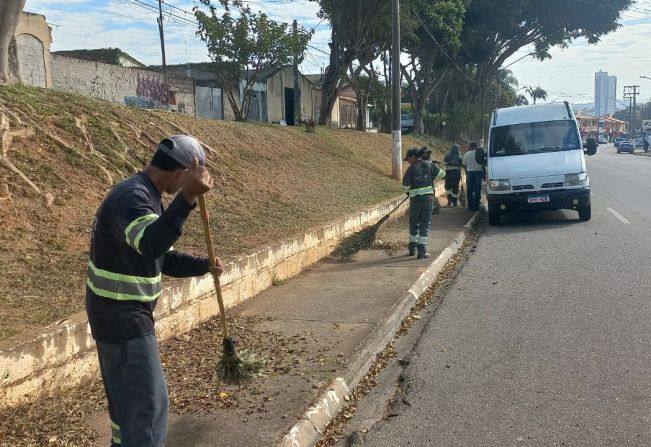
[{"xmin": 391, "ymin": 0, "xmax": 402, "ymax": 180}]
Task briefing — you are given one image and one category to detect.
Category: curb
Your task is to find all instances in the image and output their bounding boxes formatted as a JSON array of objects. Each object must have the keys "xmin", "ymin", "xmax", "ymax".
[{"xmin": 279, "ymin": 210, "xmax": 482, "ymax": 447}]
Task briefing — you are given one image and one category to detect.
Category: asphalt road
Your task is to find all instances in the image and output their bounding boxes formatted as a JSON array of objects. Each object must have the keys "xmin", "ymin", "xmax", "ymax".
[{"xmin": 362, "ymin": 144, "xmax": 651, "ymax": 446}]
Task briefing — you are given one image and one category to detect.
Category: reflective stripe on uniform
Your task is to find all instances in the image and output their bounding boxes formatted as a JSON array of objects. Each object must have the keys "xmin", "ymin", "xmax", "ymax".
[
  {"xmin": 111, "ymin": 421, "xmax": 121, "ymax": 445},
  {"xmin": 87, "ymin": 261, "xmax": 161, "ymax": 302},
  {"xmin": 408, "ymin": 186, "xmax": 434, "ymax": 197},
  {"xmin": 418, "ymin": 236, "xmax": 428, "ymax": 245},
  {"xmin": 436, "ymin": 167, "xmax": 446, "ymax": 179},
  {"xmin": 124, "ymin": 214, "xmax": 158, "ymax": 255},
  {"xmin": 445, "ymin": 166, "xmax": 460, "ymax": 170},
  {"xmin": 409, "ymin": 234, "xmax": 419, "ymax": 243}
]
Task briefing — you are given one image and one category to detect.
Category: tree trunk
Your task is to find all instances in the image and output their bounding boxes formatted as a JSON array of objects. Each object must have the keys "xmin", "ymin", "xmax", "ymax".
[
  {"xmin": 413, "ymin": 105, "xmax": 424, "ymax": 135},
  {"xmin": 355, "ymin": 91, "xmax": 368, "ymax": 131},
  {"xmin": 318, "ymin": 27, "xmax": 353, "ymax": 126},
  {"xmin": 219, "ymin": 74, "xmax": 243, "ymax": 121},
  {"xmin": 0, "ymin": 0, "xmax": 25, "ymax": 84}
]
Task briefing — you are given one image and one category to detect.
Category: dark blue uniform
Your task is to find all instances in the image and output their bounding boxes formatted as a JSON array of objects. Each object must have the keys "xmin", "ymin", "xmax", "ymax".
[
  {"xmin": 87, "ymin": 172, "xmax": 209, "ymax": 447},
  {"xmin": 403, "ymin": 160, "xmax": 445, "ymax": 257}
]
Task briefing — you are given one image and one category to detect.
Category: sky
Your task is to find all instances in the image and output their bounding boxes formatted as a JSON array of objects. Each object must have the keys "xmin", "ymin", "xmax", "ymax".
[{"xmin": 23, "ymin": 0, "xmax": 651, "ymax": 106}]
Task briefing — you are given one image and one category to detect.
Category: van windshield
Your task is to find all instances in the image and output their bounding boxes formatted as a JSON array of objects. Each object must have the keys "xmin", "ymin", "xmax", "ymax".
[{"xmin": 490, "ymin": 120, "xmax": 582, "ymax": 157}]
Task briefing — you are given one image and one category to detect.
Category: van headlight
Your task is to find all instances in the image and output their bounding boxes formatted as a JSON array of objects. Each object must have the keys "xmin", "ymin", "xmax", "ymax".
[
  {"xmin": 489, "ymin": 179, "xmax": 511, "ymax": 191},
  {"xmin": 564, "ymin": 172, "xmax": 588, "ymax": 186}
]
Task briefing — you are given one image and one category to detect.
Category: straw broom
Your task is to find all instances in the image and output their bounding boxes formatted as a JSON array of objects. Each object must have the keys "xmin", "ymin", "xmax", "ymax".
[
  {"xmin": 197, "ymin": 194, "xmax": 263, "ymax": 384},
  {"xmin": 330, "ymin": 197, "xmax": 408, "ymax": 260}
]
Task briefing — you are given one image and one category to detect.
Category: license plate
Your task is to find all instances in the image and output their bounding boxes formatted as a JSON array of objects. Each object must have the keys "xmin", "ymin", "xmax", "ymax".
[{"xmin": 527, "ymin": 195, "xmax": 550, "ymax": 204}]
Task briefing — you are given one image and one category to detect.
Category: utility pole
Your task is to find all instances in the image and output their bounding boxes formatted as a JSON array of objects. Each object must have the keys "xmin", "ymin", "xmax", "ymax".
[
  {"xmin": 624, "ymin": 85, "xmax": 640, "ymax": 136},
  {"xmin": 157, "ymin": 0, "xmax": 167, "ymax": 83},
  {"xmin": 391, "ymin": 0, "xmax": 402, "ymax": 180},
  {"xmin": 293, "ymin": 20, "xmax": 301, "ymax": 126}
]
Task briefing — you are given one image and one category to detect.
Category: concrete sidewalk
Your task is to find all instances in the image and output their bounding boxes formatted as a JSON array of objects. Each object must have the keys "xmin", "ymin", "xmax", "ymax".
[{"xmin": 89, "ymin": 205, "xmax": 474, "ymax": 447}]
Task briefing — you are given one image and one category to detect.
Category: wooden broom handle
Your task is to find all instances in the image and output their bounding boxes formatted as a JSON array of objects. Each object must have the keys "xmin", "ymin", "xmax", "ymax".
[{"xmin": 197, "ymin": 194, "xmax": 230, "ymax": 339}]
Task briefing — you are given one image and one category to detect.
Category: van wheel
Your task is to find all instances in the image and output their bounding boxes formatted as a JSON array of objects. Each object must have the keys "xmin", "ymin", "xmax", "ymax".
[
  {"xmin": 578, "ymin": 204, "xmax": 591, "ymax": 221},
  {"xmin": 488, "ymin": 210, "xmax": 501, "ymax": 226}
]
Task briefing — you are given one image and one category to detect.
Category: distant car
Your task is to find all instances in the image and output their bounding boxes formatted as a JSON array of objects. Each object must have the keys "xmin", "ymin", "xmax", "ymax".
[
  {"xmin": 617, "ymin": 140, "xmax": 635, "ymax": 153},
  {"xmin": 598, "ymin": 137, "xmax": 608, "ymax": 145},
  {"xmin": 614, "ymin": 137, "xmax": 624, "ymax": 148},
  {"xmin": 635, "ymin": 138, "xmax": 645, "ymax": 148},
  {"xmin": 401, "ymin": 114, "xmax": 414, "ymax": 134}
]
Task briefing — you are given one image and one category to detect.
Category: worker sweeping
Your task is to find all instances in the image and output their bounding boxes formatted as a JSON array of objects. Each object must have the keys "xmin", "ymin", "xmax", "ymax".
[
  {"xmin": 403, "ymin": 147, "xmax": 445, "ymax": 259},
  {"xmin": 86, "ymin": 135, "xmax": 222, "ymax": 447}
]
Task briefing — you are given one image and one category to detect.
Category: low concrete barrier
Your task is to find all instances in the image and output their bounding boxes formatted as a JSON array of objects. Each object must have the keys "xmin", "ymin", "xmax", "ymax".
[{"xmin": 0, "ymin": 196, "xmax": 407, "ymax": 409}]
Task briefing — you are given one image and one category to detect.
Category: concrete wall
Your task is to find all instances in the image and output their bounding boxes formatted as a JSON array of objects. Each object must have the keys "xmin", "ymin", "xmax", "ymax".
[
  {"xmin": 13, "ymin": 12, "xmax": 53, "ymax": 88},
  {"xmin": 0, "ymin": 197, "xmax": 407, "ymax": 409},
  {"xmin": 50, "ymin": 55, "xmax": 195, "ymax": 116}
]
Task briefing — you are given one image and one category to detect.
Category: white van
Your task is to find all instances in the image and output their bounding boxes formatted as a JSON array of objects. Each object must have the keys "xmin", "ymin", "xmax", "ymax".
[{"xmin": 487, "ymin": 102, "xmax": 597, "ymax": 225}]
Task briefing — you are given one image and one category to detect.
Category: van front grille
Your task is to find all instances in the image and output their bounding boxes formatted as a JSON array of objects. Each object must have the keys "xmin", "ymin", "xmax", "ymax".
[
  {"xmin": 542, "ymin": 182, "xmax": 563, "ymax": 188},
  {"xmin": 512, "ymin": 184, "xmax": 534, "ymax": 191}
]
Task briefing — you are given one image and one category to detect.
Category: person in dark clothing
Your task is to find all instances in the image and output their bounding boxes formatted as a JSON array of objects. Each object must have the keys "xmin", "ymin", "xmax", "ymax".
[
  {"xmin": 444, "ymin": 144, "xmax": 463, "ymax": 206},
  {"xmin": 463, "ymin": 142, "xmax": 484, "ymax": 212},
  {"xmin": 419, "ymin": 147, "xmax": 442, "ymax": 214},
  {"xmin": 644, "ymin": 137, "xmax": 649, "ymax": 153},
  {"xmin": 403, "ymin": 148, "xmax": 445, "ymax": 258},
  {"xmin": 86, "ymin": 135, "xmax": 223, "ymax": 447}
]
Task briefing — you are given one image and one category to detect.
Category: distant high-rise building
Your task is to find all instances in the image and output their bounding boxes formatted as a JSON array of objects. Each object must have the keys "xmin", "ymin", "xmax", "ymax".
[{"xmin": 594, "ymin": 71, "xmax": 617, "ymax": 117}]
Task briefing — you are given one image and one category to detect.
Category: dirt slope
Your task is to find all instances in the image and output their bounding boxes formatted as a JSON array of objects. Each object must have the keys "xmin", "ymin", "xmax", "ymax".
[{"xmin": 0, "ymin": 84, "xmax": 447, "ymax": 345}]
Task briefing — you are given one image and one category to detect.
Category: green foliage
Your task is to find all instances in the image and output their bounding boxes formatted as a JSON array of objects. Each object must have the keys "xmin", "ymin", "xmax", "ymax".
[
  {"xmin": 194, "ymin": 0, "xmax": 312, "ymax": 120},
  {"xmin": 313, "ymin": 0, "xmax": 394, "ymax": 125},
  {"xmin": 400, "ymin": 0, "xmax": 466, "ymax": 134},
  {"xmin": 526, "ymin": 86, "xmax": 548, "ymax": 105},
  {"xmin": 461, "ymin": 0, "xmax": 633, "ymax": 82}
]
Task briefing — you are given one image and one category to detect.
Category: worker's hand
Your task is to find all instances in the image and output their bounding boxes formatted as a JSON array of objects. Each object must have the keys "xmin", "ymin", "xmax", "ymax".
[
  {"xmin": 181, "ymin": 159, "xmax": 213, "ymax": 204},
  {"xmin": 209, "ymin": 257, "xmax": 224, "ymax": 276}
]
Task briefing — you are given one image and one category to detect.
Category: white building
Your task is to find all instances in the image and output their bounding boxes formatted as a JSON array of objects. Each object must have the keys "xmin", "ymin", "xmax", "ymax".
[{"xmin": 594, "ymin": 70, "xmax": 617, "ymax": 117}]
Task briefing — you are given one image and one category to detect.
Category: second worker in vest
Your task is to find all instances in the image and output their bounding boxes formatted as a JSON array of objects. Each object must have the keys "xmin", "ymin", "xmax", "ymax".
[{"xmin": 403, "ymin": 148, "xmax": 445, "ymax": 259}]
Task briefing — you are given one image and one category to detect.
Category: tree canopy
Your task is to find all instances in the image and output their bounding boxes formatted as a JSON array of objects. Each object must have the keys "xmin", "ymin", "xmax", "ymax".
[{"xmin": 195, "ymin": 0, "xmax": 312, "ymax": 121}]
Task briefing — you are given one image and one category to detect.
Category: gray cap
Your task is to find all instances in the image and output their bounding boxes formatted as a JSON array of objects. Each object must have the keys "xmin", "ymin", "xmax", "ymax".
[{"xmin": 157, "ymin": 135, "xmax": 206, "ymax": 168}]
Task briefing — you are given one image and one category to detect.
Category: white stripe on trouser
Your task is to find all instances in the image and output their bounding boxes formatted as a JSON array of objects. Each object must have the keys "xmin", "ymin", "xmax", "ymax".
[
  {"xmin": 409, "ymin": 234, "xmax": 419, "ymax": 243},
  {"xmin": 418, "ymin": 236, "xmax": 428, "ymax": 245}
]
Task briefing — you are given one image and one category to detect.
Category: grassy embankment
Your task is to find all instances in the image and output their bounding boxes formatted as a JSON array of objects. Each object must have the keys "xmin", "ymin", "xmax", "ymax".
[{"xmin": 0, "ymin": 84, "xmax": 447, "ymax": 345}]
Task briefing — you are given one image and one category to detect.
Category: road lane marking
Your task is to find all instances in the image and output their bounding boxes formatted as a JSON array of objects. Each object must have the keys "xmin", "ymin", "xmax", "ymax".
[{"xmin": 606, "ymin": 207, "xmax": 631, "ymax": 224}]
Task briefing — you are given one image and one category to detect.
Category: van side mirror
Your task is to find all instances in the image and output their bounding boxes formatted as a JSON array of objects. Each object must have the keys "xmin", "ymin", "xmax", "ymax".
[{"xmin": 584, "ymin": 137, "xmax": 597, "ymax": 156}]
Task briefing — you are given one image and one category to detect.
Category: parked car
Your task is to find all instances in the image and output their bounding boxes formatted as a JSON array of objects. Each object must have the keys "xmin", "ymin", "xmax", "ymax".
[
  {"xmin": 487, "ymin": 102, "xmax": 595, "ymax": 225},
  {"xmin": 400, "ymin": 114, "xmax": 414, "ymax": 134},
  {"xmin": 617, "ymin": 140, "xmax": 635, "ymax": 153},
  {"xmin": 598, "ymin": 136, "xmax": 608, "ymax": 145},
  {"xmin": 614, "ymin": 137, "xmax": 624, "ymax": 148}
]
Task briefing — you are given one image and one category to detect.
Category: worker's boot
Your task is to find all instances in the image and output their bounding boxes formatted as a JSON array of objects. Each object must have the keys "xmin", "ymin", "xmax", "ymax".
[
  {"xmin": 408, "ymin": 242, "xmax": 417, "ymax": 256},
  {"xmin": 417, "ymin": 244, "xmax": 430, "ymax": 259},
  {"xmin": 446, "ymin": 194, "xmax": 452, "ymax": 206}
]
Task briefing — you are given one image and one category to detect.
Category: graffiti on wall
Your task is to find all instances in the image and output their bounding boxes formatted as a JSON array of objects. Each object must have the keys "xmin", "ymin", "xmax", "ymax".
[
  {"xmin": 124, "ymin": 96, "xmax": 155, "ymax": 109},
  {"xmin": 136, "ymin": 73, "xmax": 169, "ymax": 105},
  {"xmin": 50, "ymin": 55, "xmax": 195, "ymax": 116}
]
